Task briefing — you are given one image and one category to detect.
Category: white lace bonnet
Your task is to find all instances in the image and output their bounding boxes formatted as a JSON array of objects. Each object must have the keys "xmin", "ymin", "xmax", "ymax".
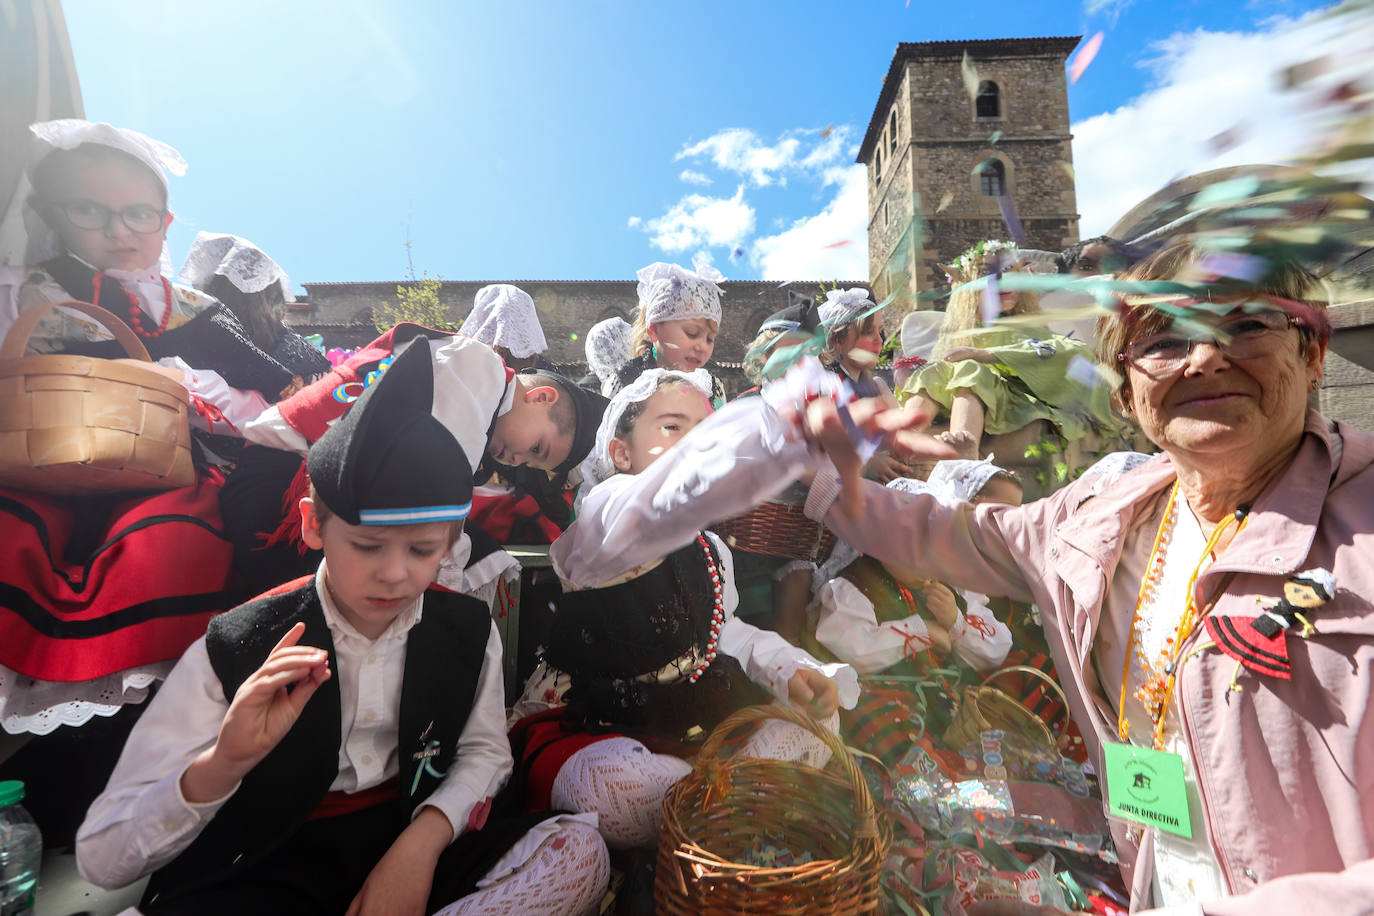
[
  {"xmin": 178, "ymin": 232, "xmax": 294, "ymax": 302},
  {"xmin": 584, "ymin": 316, "xmax": 633, "ymax": 397},
  {"xmin": 899, "ymin": 310, "xmax": 943, "ymax": 361},
  {"xmin": 817, "ymin": 287, "xmax": 877, "ymax": 329},
  {"xmin": 636, "ymin": 261, "xmax": 725, "ymax": 326},
  {"xmin": 925, "ymin": 456, "xmax": 1009, "ymax": 503},
  {"xmin": 459, "ymin": 284, "xmax": 548, "ymax": 359},
  {"xmin": 0, "ymin": 119, "xmax": 187, "ymax": 267},
  {"xmin": 578, "ymin": 367, "xmax": 714, "ymax": 496}
]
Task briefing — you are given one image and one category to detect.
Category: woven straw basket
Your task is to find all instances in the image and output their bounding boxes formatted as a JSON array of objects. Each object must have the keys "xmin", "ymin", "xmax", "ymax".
[
  {"xmin": 655, "ymin": 704, "xmax": 891, "ymax": 914},
  {"xmin": 712, "ymin": 501, "xmax": 837, "ymax": 563},
  {"xmin": 0, "ymin": 300, "xmax": 194, "ymax": 494},
  {"xmin": 941, "ymin": 664, "xmax": 1070, "ymax": 760}
]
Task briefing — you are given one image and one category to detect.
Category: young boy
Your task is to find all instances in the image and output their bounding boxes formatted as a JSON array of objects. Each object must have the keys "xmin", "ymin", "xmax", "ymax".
[
  {"xmin": 220, "ymin": 326, "xmax": 605, "ymax": 591},
  {"xmin": 77, "ymin": 340, "xmax": 608, "ymax": 915}
]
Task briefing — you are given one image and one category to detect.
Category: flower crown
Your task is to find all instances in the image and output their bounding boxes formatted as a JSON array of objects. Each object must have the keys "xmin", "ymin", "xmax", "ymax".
[{"xmin": 951, "ymin": 239, "xmax": 1019, "ymax": 275}]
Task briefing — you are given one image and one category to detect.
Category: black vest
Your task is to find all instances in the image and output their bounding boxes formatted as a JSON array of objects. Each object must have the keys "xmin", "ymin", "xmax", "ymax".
[{"xmin": 144, "ymin": 579, "xmax": 491, "ymax": 905}]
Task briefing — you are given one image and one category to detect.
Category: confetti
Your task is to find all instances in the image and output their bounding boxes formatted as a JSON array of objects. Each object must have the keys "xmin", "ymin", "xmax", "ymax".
[
  {"xmin": 820, "ymin": 124, "xmax": 835, "ymax": 138},
  {"xmin": 570, "ymin": 332, "xmax": 579, "ymax": 341},
  {"xmin": 1069, "ymin": 32, "xmax": 1103, "ymax": 84},
  {"xmin": 988, "ymin": 130, "xmax": 1003, "ymax": 145},
  {"xmin": 1058, "ymin": 161, "xmax": 1076, "ymax": 182},
  {"xmin": 648, "ymin": 446, "xmax": 665, "ymax": 455},
  {"xmin": 997, "ymin": 193, "xmax": 1027, "ymax": 246},
  {"xmin": 961, "ymin": 50, "xmax": 981, "ymax": 100},
  {"xmin": 731, "ymin": 246, "xmax": 745, "ymax": 261},
  {"xmin": 937, "ymin": 191, "xmax": 955, "ymax": 213},
  {"xmin": 823, "ymin": 240, "xmax": 853, "ymax": 249}
]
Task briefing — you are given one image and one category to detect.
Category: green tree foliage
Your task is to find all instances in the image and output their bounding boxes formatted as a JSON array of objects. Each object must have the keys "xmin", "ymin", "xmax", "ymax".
[{"xmin": 372, "ymin": 241, "xmax": 456, "ymax": 333}]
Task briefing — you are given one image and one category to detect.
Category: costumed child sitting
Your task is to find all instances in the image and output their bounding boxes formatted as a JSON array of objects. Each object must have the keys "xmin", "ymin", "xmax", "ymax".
[
  {"xmin": 901, "ymin": 239, "xmax": 1124, "ymax": 462},
  {"xmin": 0, "ymin": 121, "xmax": 300, "ymax": 843},
  {"xmin": 508, "ymin": 368, "xmax": 859, "ymax": 850},
  {"xmin": 721, "ymin": 294, "xmax": 831, "ymax": 643},
  {"xmin": 77, "ymin": 340, "xmax": 609, "ymax": 916},
  {"xmin": 615, "ymin": 261, "xmax": 727, "ymax": 406},
  {"xmin": 220, "ymin": 323, "xmax": 603, "ymax": 593},
  {"xmin": 457, "ymin": 284, "xmax": 586, "ymax": 545}
]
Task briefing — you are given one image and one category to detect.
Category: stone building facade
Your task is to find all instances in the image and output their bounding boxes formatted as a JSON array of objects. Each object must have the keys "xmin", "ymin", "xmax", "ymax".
[
  {"xmin": 859, "ymin": 37, "xmax": 1082, "ymax": 306},
  {"xmin": 284, "ymin": 278, "xmax": 862, "ymax": 394}
]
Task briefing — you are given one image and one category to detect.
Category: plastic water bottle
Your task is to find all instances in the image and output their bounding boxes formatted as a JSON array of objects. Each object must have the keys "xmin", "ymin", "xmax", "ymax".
[{"xmin": 0, "ymin": 781, "xmax": 40, "ymax": 916}]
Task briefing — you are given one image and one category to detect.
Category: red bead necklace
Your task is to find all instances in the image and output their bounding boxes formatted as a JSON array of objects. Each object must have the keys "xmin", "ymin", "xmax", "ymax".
[
  {"xmin": 93, "ymin": 272, "xmax": 174, "ymax": 338},
  {"xmin": 687, "ymin": 533, "xmax": 727, "ymax": 684}
]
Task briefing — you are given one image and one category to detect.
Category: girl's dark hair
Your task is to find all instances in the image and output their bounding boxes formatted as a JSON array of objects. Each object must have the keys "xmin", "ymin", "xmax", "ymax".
[{"xmin": 204, "ymin": 274, "xmax": 284, "ymax": 350}]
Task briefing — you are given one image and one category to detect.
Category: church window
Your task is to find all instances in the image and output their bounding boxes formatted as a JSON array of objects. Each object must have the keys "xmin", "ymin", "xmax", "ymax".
[
  {"xmin": 874, "ymin": 147, "xmax": 882, "ymax": 184},
  {"xmin": 979, "ymin": 159, "xmax": 1005, "ymax": 196},
  {"xmin": 889, "ymin": 111, "xmax": 898, "ymax": 153},
  {"xmin": 976, "ymin": 81, "xmax": 1000, "ymax": 118}
]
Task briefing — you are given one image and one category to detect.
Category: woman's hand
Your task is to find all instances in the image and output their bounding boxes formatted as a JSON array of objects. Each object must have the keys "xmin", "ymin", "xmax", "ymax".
[
  {"xmin": 802, "ymin": 398, "xmax": 956, "ymax": 522},
  {"xmin": 788, "ymin": 667, "xmax": 840, "ymax": 719}
]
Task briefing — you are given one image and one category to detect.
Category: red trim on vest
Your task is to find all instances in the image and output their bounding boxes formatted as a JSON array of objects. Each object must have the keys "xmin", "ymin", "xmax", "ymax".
[
  {"xmin": 258, "ymin": 462, "xmax": 313, "ymax": 555},
  {"xmin": 307, "ymin": 777, "xmax": 400, "ymax": 821}
]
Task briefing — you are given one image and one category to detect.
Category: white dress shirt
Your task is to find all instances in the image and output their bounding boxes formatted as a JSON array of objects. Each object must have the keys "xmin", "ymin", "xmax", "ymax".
[{"xmin": 76, "ymin": 561, "xmax": 513, "ymax": 890}]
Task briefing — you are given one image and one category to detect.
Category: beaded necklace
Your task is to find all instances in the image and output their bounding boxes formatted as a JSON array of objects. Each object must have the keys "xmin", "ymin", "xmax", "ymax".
[
  {"xmin": 1118, "ymin": 482, "xmax": 1247, "ymax": 750},
  {"xmin": 93, "ymin": 272, "xmax": 174, "ymax": 338},
  {"xmin": 687, "ymin": 533, "xmax": 726, "ymax": 684}
]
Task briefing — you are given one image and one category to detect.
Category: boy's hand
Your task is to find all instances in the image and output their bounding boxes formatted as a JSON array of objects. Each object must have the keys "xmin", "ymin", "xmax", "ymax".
[
  {"xmin": 918, "ymin": 581, "xmax": 961, "ymax": 630},
  {"xmin": 346, "ymin": 807, "xmax": 453, "ymax": 916},
  {"xmin": 788, "ymin": 667, "xmax": 840, "ymax": 719},
  {"xmin": 181, "ymin": 623, "xmax": 330, "ymax": 804}
]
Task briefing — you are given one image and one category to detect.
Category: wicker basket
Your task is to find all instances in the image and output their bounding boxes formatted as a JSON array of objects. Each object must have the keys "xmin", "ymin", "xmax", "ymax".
[
  {"xmin": 941, "ymin": 664, "xmax": 1069, "ymax": 762},
  {"xmin": 712, "ymin": 501, "xmax": 836, "ymax": 563},
  {"xmin": 0, "ymin": 300, "xmax": 194, "ymax": 494},
  {"xmin": 655, "ymin": 704, "xmax": 891, "ymax": 914}
]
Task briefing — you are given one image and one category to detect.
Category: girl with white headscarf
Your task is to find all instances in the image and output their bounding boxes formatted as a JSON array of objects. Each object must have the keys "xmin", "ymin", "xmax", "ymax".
[
  {"xmin": 615, "ymin": 261, "xmax": 727, "ymax": 406},
  {"xmin": 509, "ymin": 368, "xmax": 857, "ymax": 849},
  {"xmin": 583, "ymin": 315, "xmax": 632, "ymax": 398},
  {"xmin": 459, "ymin": 283, "xmax": 548, "ymax": 371}
]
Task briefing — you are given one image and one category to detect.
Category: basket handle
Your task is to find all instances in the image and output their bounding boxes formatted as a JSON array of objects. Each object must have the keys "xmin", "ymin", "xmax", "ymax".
[
  {"xmin": 981, "ymin": 664, "xmax": 1072, "ymax": 732},
  {"xmin": 1, "ymin": 299, "xmax": 152, "ymax": 362},
  {"xmin": 693, "ymin": 703, "xmax": 882, "ymax": 841}
]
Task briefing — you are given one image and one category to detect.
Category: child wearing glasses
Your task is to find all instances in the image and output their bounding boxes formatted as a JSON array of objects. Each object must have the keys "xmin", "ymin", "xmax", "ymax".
[{"xmin": 901, "ymin": 239, "xmax": 1126, "ymax": 461}]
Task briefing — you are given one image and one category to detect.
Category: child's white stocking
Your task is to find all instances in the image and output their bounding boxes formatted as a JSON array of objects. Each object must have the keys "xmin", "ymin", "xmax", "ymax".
[
  {"xmin": 550, "ymin": 736, "xmax": 692, "ymax": 849},
  {"xmin": 430, "ymin": 821, "xmax": 609, "ymax": 916}
]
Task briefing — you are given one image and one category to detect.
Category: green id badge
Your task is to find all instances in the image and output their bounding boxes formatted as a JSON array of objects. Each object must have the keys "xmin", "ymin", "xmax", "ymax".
[{"xmin": 1103, "ymin": 742, "xmax": 1192, "ymax": 839}]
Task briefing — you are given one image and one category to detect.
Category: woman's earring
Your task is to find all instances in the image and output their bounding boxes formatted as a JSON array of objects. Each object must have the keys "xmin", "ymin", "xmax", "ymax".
[{"xmin": 651, "ymin": 344, "xmax": 659, "ymax": 360}]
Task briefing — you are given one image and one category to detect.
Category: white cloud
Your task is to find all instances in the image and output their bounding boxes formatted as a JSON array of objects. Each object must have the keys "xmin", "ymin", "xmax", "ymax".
[
  {"xmin": 674, "ymin": 126, "xmax": 852, "ymax": 188},
  {"xmin": 678, "ymin": 169, "xmax": 713, "ymax": 186},
  {"xmin": 751, "ymin": 165, "xmax": 869, "ymax": 281},
  {"xmin": 644, "ymin": 185, "xmax": 756, "ymax": 253},
  {"xmin": 626, "ymin": 216, "xmax": 642, "ymax": 228},
  {"xmin": 1072, "ymin": 7, "xmax": 1358, "ymax": 237}
]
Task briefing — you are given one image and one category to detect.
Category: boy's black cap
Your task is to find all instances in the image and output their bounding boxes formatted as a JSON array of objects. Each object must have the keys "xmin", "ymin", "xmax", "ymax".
[
  {"xmin": 758, "ymin": 291, "xmax": 819, "ymax": 335},
  {"xmin": 307, "ymin": 338, "xmax": 472, "ymax": 526},
  {"xmin": 519, "ymin": 368, "xmax": 608, "ymax": 476}
]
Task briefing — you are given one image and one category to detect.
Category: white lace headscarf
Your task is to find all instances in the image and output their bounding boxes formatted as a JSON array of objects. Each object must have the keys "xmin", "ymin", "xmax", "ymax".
[
  {"xmin": 0, "ymin": 119, "xmax": 187, "ymax": 267},
  {"xmin": 178, "ymin": 232, "xmax": 294, "ymax": 302},
  {"xmin": 584, "ymin": 316, "xmax": 632, "ymax": 397},
  {"xmin": 817, "ymin": 288, "xmax": 876, "ymax": 329},
  {"xmin": 577, "ymin": 367, "xmax": 714, "ymax": 500},
  {"xmin": 899, "ymin": 310, "xmax": 943, "ymax": 361},
  {"xmin": 459, "ymin": 284, "xmax": 548, "ymax": 358},
  {"xmin": 636, "ymin": 261, "xmax": 724, "ymax": 326},
  {"xmin": 1081, "ymin": 450, "xmax": 1154, "ymax": 496},
  {"xmin": 926, "ymin": 456, "xmax": 1010, "ymax": 503}
]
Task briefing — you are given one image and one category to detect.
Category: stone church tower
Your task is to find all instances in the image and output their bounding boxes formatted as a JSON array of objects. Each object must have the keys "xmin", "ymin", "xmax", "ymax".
[{"xmin": 859, "ymin": 37, "xmax": 1082, "ymax": 308}]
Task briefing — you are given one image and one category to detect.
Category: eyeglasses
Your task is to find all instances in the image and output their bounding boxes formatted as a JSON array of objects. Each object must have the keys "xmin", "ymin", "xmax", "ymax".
[
  {"xmin": 58, "ymin": 199, "xmax": 166, "ymax": 235},
  {"xmin": 1119, "ymin": 307, "xmax": 1298, "ymax": 374}
]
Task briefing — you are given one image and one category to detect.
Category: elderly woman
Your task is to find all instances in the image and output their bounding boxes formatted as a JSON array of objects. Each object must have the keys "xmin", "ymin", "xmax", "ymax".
[
  {"xmin": 799, "ymin": 241, "xmax": 1374, "ymax": 912},
  {"xmin": 593, "ymin": 237, "xmax": 1371, "ymax": 911}
]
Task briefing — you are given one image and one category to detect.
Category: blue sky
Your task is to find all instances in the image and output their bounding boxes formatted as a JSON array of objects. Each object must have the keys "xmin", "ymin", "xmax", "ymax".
[{"xmin": 63, "ymin": 0, "xmax": 1332, "ymax": 289}]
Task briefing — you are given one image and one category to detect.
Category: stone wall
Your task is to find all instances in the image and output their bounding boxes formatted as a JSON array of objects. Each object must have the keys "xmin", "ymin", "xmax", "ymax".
[
  {"xmin": 1320, "ymin": 299, "xmax": 1374, "ymax": 431},
  {"xmin": 285, "ymin": 278, "xmax": 863, "ymax": 393}
]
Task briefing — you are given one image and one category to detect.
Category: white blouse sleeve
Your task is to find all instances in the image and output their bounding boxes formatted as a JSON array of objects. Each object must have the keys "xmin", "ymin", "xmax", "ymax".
[
  {"xmin": 812, "ymin": 577, "xmax": 935, "ymax": 676},
  {"xmin": 159, "ymin": 357, "xmax": 272, "ymax": 437},
  {"xmin": 948, "ymin": 590, "xmax": 1012, "ymax": 673},
  {"xmin": 712, "ymin": 533, "xmax": 859, "ymax": 710},
  {"xmin": 75, "ymin": 638, "xmax": 239, "ymax": 889},
  {"xmin": 551, "ymin": 398, "xmax": 811, "ymax": 589}
]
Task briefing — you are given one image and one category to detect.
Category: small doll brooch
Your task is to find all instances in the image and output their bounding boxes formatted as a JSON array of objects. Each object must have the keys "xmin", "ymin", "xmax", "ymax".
[{"xmin": 1204, "ymin": 568, "xmax": 1336, "ymax": 682}]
